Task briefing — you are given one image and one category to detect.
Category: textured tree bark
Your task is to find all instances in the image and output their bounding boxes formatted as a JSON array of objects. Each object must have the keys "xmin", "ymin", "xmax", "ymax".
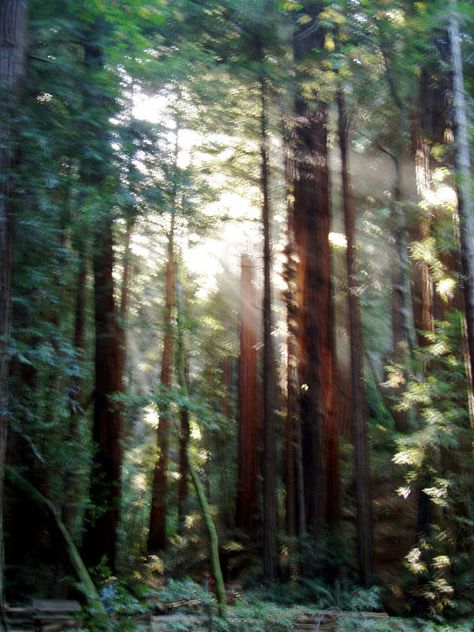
[
  {"xmin": 337, "ymin": 89, "xmax": 373, "ymax": 587},
  {"xmin": 148, "ymin": 209, "xmax": 176, "ymax": 552},
  {"xmin": 448, "ymin": 3, "xmax": 474, "ymax": 414},
  {"xmin": 293, "ymin": 64, "xmax": 339, "ymax": 534},
  {"xmin": 235, "ymin": 254, "xmax": 259, "ymax": 532},
  {"xmin": 292, "ymin": 2, "xmax": 338, "ymax": 536},
  {"xmin": 0, "ymin": 0, "xmax": 28, "ymax": 622},
  {"xmin": 285, "ymin": 247, "xmax": 297, "ymax": 540},
  {"xmin": 86, "ymin": 215, "xmax": 124, "ymax": 570},
  {"xmin": 80, "ymin": 27, "xmax": 124, "ymax": 572},
  {"xmin": 284, "ymin": 141, "xmax": 306, "ymax": 541},
  {"xmin": 260, "ymin": 75, "xmax": 279, "ymax": 582}
]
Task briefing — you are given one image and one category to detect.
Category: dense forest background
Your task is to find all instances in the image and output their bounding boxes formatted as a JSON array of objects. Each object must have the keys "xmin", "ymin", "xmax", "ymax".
[{"xmin": 1, "ymin": 0, "xmax": 474, "ymax": 630}]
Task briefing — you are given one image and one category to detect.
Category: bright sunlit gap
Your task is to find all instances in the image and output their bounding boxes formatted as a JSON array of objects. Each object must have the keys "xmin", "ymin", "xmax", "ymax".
[{"xmin": 132, "ymin": 90, "xmax": 261, "ymax": 299}]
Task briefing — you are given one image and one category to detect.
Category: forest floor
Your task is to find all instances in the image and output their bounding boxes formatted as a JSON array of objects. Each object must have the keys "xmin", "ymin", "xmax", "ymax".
[{"xmin": 5, "ymin": 596, "xmax": 474, "ymax": 632}]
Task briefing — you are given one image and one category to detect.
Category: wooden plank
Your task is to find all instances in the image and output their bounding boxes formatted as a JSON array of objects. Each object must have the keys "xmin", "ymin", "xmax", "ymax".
[
  {"xmin": 31, "ymin": 600, "xmax": 81, "ymax": 613},
  {"xmin": 36, "ymin": 622, "xmax": 76, "ymax": 632}
]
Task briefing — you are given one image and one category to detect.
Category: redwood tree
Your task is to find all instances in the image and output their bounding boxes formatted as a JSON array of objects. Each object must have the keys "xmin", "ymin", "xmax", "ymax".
[
  {"xmin": 0, "ymin": 0, "xmax": 28, "ymax": 616},
  {"xmin": 292, "ymin": 1, "xmax": 338, "ymax": 537},
  {"xmin": 81, "ymin": 22, "xmax": 124, "ymax": 571},
  {"xmin": 235, "ymin": 254, "xmax": 259, "ymax": 532}
]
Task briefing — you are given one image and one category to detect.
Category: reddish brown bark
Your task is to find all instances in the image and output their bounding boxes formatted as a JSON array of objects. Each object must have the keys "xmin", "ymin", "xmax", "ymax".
[
  {"xmin": 292, "ymin": 2, "xmax": 338, "ymax": 536},
  {"xmin": 235, "ymin": 254, "xmax": 259, "ymax": 532},
  {"xmin": 81, "ymin": 28, "xmax": 124, "ymax": 571}
]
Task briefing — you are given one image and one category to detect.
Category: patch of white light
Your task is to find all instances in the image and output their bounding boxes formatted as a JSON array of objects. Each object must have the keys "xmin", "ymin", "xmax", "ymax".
[
  {"xmin": 420, "ymin": 184, "xmax": 457, "ymax": 210},
  {"xmin": 143, "ymin": 405, "xmax": 159, "ymax": 429},
  {"xmin": 132, "ymin": 92, "xmax": 171, "ymax": 124},
  {"xmin": 329, "ymin": 232, "xmax": 347, "ymax": 248},
  {"xmin": 37, "ymin": 92, "xmax": 53, "ymax": 102},
  {"xmin": 437, "ymin": 277, "xmax": 456, "ymax": 301}
]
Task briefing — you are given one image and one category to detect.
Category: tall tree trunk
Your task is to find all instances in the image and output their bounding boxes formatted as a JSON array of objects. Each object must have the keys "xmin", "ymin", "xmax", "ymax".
[
  {"xmin": 148, "ymin": 208, "xmax": 176, "ymax": 552},
  {"xmin": 293, "ymin": 2, "xmax": 339, "ymax": 538},
  {"xmin": 118, "ymin": 216, "xmax": 134, "ymax": 383},
  {"xmin": 62, "ymin": 241, "xmax": 87, "ymax": 537},
  {"xmin": 337, "ymin": 89, "xmax": 373, "ymax": 586},
  {"xmin": 284, "ymin": 142, "xmax": 306, "ymax": 541},
  {"xmin": 448, "ymin": 3, "xmax": 474, "ymax": 412},
  {"xmin": 381, "ymin": 142, "xmax": 417, "ymax": 433},
  {"xmin": 176, "ymin": 261, "xmax": 190, "ymax": 533},
  {"xmin": 0, "ymin": 0, "xmax": 28, "ymax": 619},
  {"xmin": 235, "ymin": 254, "xmax": 259, "ymax": 532},
  {"xmin": 260, "ymin": 75, "xmax": 279, "ymax": 582},
  {"xmin": 81, "ymin": 28, "xmax": 123, "ymax": 572},
  {"xmin": 292, "ymin": 4, "xmax": 338, "ymax": 536}
]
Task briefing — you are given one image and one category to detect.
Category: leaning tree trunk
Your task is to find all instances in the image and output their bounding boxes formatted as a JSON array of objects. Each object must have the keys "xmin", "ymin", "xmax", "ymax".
[
  {"xmin": 0, "ymin": 0, "xmax": 28, "ymax": 620},
  {"xmin": 337, "ymin": 89, "xmax": 373, "ymax": 587},
  {"xmin": 259, "ymin": 74, "xmax": 279, "ymax": 582},
  {"xmin": 5, "ymin": 468, "xmax": 107, "ymax": 620},
  {"xmin": 174, "ymin": 271, "xmax": 227, "ymax": 619}
]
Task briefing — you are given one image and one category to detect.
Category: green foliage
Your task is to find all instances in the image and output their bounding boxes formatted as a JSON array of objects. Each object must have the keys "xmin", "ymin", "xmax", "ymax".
[
  {"xmin": 154, "ymin": 578, "xmax": 216, "ymax": 613},
  {"xmin": 99, "ymin": 579, "xmax": 147, "ymax": 617}
]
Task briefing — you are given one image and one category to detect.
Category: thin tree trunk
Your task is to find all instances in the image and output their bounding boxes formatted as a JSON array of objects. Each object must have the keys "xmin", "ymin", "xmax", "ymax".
[
  {"xmin": 260, "ymin": 75, "xmax": 279, "ymax": 582},
  {"xmin": 118, "ymin": 216, "xmax": 134, "ymax": 382},
  {"xmin": 62, "ymin": 242, "xmax": 87, "ymax": 537},
  {"xmin": 448, "ymin": 3, "xmax": 474, "ymax": 415},
  {"xmin": 174, "ymin": 277, "xmax": 227, "ymax": 618},
  {"xmin": 235, "ymin": 254, "xmax": 259, "ymax": 532},
  {"xmin": 148, "ymin": 122, "xmax": 180, "ymax": 552},
  {"xmin": 176, "ymin": 262, "xmax": 190, "ymax": 533},
  {"xmin": 337, "ymin": 89, "xmax": 373, "ymax": 587},
  {"xmin": 148, "ymin": 209, "xmax": 176, "ymax": 552},
  {"xmin": 0, "ymin": 1, "xmax": 28, "ymax": 621}
]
